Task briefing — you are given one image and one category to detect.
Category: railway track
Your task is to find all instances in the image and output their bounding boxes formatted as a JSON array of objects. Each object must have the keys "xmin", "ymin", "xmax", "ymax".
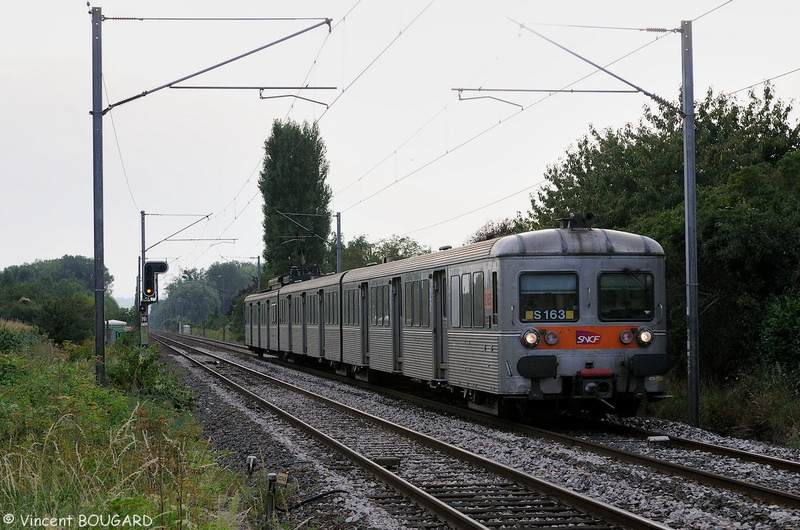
[
  {"xmin": 156, "ymin": 333, "xmax": 800, "ymax": 525},
  {"xmin": 245, "ymin": 345, "xmax": 800, "ymax": 509},
  {"xmin": 154, "ymin": 333, "xmax": 668, "ymax": 530}
]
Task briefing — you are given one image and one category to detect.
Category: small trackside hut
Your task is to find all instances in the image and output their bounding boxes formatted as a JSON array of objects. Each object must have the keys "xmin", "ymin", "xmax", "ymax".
[{"xmin": 245, "ymin": 214, "xmax": 669, "ymax": 418}]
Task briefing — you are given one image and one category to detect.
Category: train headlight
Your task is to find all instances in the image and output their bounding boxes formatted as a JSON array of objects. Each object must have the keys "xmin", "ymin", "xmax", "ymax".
[
  {"xmin": 544, "ymin": 330, "xmax": 559, "ymax": 346},
  {"xmin": 636, "ymin": 326, "xmax": 654, "ymax": 347},
  {"xmin": 520, "ymin": 328, "xmax": 541, "ymax": 348},
  {"xmin": 619, "ymin": 329, "xmax": 634, "ymax": 345}
]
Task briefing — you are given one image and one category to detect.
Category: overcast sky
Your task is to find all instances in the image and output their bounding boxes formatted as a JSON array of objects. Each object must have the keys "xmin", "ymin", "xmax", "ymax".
[{"xmin": 2, "ymin": 0, "xmax": 798, "ymax": 304}]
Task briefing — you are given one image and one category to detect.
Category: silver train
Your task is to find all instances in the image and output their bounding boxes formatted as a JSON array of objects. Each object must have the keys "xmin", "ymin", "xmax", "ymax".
[{"xmin": 244, "ymin": 214, "xmax": 669, "ymax": 417}]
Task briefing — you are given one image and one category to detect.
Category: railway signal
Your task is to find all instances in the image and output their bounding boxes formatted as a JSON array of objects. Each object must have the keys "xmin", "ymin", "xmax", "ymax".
[{"xmin": 142, "ymin": 261, "xmax": 168, "ymax": 302}]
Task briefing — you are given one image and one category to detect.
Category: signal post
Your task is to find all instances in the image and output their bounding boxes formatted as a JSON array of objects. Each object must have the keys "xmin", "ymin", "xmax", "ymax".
[{"xmin": 140, "ymin": 261, "xmax": 168, "ymax": 346}]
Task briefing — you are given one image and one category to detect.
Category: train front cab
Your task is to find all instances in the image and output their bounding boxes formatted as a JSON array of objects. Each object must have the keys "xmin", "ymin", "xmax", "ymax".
[{"xmin": 490, "ymin": 230, "xmax": 669, "ymax": 417}]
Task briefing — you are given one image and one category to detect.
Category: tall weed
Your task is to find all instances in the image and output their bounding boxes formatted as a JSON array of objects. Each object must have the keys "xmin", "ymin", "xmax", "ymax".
[
  {"xmin": 0, "ymin": 327, "xmax": 245, "ymax": 527},
  {"xmin": 644, "ymin": 364, "xmax": 800, "ymax": 447}
]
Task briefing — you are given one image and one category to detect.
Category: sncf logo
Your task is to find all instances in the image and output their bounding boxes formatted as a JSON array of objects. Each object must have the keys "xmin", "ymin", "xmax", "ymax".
[{"xmin": 576, "ymin": 330, "xmax": 602, "ymax": 344}]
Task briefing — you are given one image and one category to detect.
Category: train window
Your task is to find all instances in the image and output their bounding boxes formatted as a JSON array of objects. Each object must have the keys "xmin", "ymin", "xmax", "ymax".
[
  {"xmin": 404, "ymin": 282, "xmax": 414, "ymax": 326},
  {"xmin": 598, "ymin": 272, "xmax": 654, "ymax": 321},
  {"xmin": 461, "ymin": 273, "xmax": 473, "ymax": 327},
  {"xmin": 473, "ymin": 272, "xmax": 484, "ymax": 328},
  {"xmin": 450, "ymin": 275, "xmax": 461, "ymax": 328},
  {"xmin": 383, "ymin": 285, "xmax": 389, "ymax": 326},
  {"xmin": 325, "ymin": 291, "xmax": 339, "ymax": 325},
  {"xmin": 519, "ymin": 273, "xmax": 579, "ymax": 322},
  {"xmin": 354, "ymin": 289, "xmax": 360, "ymax": 326},
  {"xmin": 420, "ymin": 279, "xmax": 430, "ymax": 327},
  {"xmin": 376, "ymin": 287, "xmax": 383, "ymax": 326},
  {"xmin": 343, "ymin": 289, "xmax": 359, "ymax": 326},
  {"xmin": 370, "ymin": 287, "xmax": 377, "ymax": 326},
  {"xmin": 324, "ymin": 292, "xmax": 331, "ymax": 324},
  {"xmin": 371, "ymin": 285, "xmax": 390, "ymax": 327},
  {"xmin": 308, "ymin": 295, "xmax": 317, "ymax": 325},
  {"xmin": 492, "ymin": 272, "xmax": 498, "ymax": 326}
]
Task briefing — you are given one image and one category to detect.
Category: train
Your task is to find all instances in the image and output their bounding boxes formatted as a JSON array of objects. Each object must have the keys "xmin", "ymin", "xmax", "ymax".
[{"xmin": 244, "ymin": 213, "xmax": 669, "ymax": 417}]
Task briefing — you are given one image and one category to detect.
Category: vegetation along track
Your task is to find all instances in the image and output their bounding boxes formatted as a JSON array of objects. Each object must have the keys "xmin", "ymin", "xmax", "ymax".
[{"xmin": 154, "ymin": 333, "xmax": 667, "ymax": 530}]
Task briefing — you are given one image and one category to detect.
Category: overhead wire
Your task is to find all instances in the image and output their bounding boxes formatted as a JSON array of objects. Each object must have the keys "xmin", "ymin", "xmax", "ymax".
[
  {"xmin": 181, "ymin": 1, "xmax": 365, "ymax": 273},
  {"xmin": 285, "ymin": 0, "xmax": 363, "ymax": 120},
  {"xmin": 336, "ymin": 0, "xmax": 738, "ymax": 227},
  {"xmin": 397, "ymin": 180, "xmax": 545, "ymax": 238},
  {"xmin": 316, "ymin": 0, "xmax": 436, "ymax": 123},
  {"xmin": 162, "ymin": 0, "xmax": 740, "ymax": 272},
  {"xmin": 731, "ymin": 66, "xmax": 800, "ymax": 94},
  {"xmin": 187, "ymin": 0, "xmax": 432, "ymax": 269},
  {"xmin": 338, "ymin": 23, "xmax": 677, "ymax": 215},
  {"xmin": 102, "ymin": 75, "xmax": 140, "ymax": 212},
  {"xmin": 397, "ymin": 1, "xmax": 738, "ymax": 241}
]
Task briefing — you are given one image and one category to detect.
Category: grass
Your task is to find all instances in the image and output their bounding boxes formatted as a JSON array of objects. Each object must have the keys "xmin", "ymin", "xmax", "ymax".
[
  {"xmin": 642, "ymin": 363, "xmax": 800, "ymax": 448},
  {"xmin": 0, "ymin": 319, "xmax": 324, "ymax": 529},
  {"xmin": 5, "ymin": 315, "xmax": 795, "ymax": 528},
  {"xmin": 0, "ymin": 320, "xmax": 248, "ymax": 528}
]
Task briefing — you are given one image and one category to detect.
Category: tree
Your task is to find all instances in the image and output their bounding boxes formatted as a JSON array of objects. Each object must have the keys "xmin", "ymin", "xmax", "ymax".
[
  {"xmin": 0, "ymin": 256, "xmax": 114, "ymax": 343},
  {"xmin": 339, "ymin": 235, "xmax": 376, "ymax": 270},
  {"xmin": 206, "ymin": 261, "xmax": 258, "ymax": 315},
  {"xmin": 148, "ymin": 261, "xmax": 258, "ymax": 332},
  {"xmin": 467, "ymin": 215, "xmax": 530, "ymax": 243},
  {"xmin": 259, "ymin": 119, "xmax": 332, "ymax": 278},
  {"xmin": 526, "ymin": 86, "xmax": 800, "ymax": 377},
  {"xmin": 529, "ymin": 86, "xmax": 799, "ymax": 230},
  {"xmin": 373, "ymin": 235, "xmax": 431, "ymax": 261}
]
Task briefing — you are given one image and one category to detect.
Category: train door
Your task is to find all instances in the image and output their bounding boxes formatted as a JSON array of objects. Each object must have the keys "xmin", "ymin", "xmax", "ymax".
[
  {"xmin": 245, "ymin": 304, "xmax": 253, "ymax": 346},
  {"xmin": 256, "ymin": 302, "xmax": 262, "ymax": 348},
  {"xmin": 433, "ymin": 270, "xmax": 448, "ymax": 380},
  {"xmin": 262, "ymin": 300, "xmax": 272, "ymax": 350},
  {"xmin": 360, "ymin": 282, "xmax": 369, "ymax": 364},
  {"xmin": 301, "ymin": 292, "xmax": 308, "ymax": 353},
  {"xmin": 391, "ymin": 277, "xmax": 403, "ymax": 372},
  {"xmin": 317, "ymin": 289, "xmax": 325, "ymax": 355},
  {"xmin": 285, "ymin": 295, "xmax": 294, "ymax": 352}
]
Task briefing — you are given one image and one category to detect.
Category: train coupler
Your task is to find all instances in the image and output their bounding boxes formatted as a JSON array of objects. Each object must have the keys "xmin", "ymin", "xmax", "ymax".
[{"xmin": 576, "ymin": 368, "xmax": 614, "ymax": 399}]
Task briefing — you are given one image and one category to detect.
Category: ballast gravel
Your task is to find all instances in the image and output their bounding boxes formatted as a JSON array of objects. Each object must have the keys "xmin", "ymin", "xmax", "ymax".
[
  {"xmin": 164, "ymin": 345, "xmax": 800, "ymax": 529},
  {"xmin": 161, "ymin": 349, "xmax": 410, "ymax": 529}
]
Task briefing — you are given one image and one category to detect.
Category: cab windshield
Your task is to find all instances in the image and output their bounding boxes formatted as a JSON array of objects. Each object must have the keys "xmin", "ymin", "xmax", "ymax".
[
  {"xmin": 598, "ymin": 272, "xmax": 654, "ymax": 321},
  {"xmin": 519, "ymin": 273, "xmax": 578, "ymax": 322}
]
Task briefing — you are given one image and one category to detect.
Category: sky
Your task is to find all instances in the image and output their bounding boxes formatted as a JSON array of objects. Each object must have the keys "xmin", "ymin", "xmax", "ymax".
[{"xmin": 1, "ymin": 0, "xmax": 798, "ymax": 305}]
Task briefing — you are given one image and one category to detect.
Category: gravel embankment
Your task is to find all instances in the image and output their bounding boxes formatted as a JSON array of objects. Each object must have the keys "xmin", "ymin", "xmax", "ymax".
[
  {"xmin": 161, "ymin": 349, "xmax": 411, "ymax": 529},
  {"xmin": 165, "ymin": 346, "xmax": 800, "ymax": 529}
]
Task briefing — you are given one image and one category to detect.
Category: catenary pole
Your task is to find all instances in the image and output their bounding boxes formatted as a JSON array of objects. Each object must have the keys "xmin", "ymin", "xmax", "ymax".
[
  {"xmin": 140, "ymin": 210, "xmax": 148, "ymax": 346},
  {"xmin": 91, "ymin": 7, "xmax": 106, "ymax": 385},
  {"xmin": 336, "ymin": 212, "xmax": 342, "ymax": 273},
  {"xmin": 682, "ymin": 20, "xmax": 700, "ymax": 427}
]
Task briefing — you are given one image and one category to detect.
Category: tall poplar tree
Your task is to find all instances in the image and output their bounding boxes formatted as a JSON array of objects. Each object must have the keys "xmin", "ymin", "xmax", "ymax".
[{"xmin": 259, "ymin": 119, "xmax": 332, "ymax": 277}]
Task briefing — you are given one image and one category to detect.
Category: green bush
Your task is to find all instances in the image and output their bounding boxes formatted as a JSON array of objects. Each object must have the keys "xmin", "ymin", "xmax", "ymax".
[
  {"xmin": 645, "ymin": 365, "xmax": 800, "ymax": 447},
  {"xmin": 758, "ymin": 291, "xmax": 800, "ymax": 373},
  {"xmin": 106, "ymin": 343, "xmax": 195, "ymax": 411},
  {"xmin": 0, "ymin": 319, "xmax": 41, "ymax": 354},
  {"xmin": 0, "ymin": 325, "xmax": 246, "ymax": 527}
]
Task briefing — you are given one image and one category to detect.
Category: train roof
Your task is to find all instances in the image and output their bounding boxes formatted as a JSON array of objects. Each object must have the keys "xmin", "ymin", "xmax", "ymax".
[
  {"xmin": 490, "ymin": 228, "xmax": 663, "ymax": 258},
  {"xmin": 280, "ymin": 272, "xmax": 346, "ymax": 294},
  {"xmin": 245, "ymin": 227, "xmax": 663, "ymax": 300},
  {"xmin": 342, "ymin": 227, "xmax": 662, "ymax": 283}
]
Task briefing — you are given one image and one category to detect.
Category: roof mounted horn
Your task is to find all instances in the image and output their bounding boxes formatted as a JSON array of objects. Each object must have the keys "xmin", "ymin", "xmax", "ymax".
[{"xmin": 557, "ymin": 212, "xmax": 595, "ymax": 230}]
